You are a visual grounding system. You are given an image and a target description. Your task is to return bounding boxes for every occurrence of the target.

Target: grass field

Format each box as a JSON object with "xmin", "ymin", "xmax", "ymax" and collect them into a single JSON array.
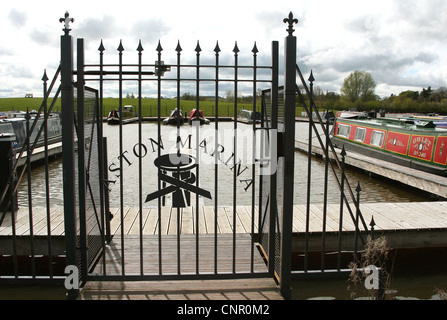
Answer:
[{"xmin": 0, "ymin": 97, "xmax": 261, "ymax": 118}]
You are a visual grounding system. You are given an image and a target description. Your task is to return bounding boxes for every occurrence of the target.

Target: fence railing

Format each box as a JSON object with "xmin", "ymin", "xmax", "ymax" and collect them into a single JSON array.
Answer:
[
  {"xmin": 0, "ymin": 67, "xmax": 65, "ymax": 282},
  {"xmin": 292, "ymin": 63, "xmax": 373, "ymax": 276}
]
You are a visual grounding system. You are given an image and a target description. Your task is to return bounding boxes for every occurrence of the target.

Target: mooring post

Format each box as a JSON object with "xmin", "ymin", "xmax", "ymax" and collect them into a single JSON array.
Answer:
[
  {"xmin": 60, "ymin": 11, "xmax": 78, "ymax": 300},
  {"xmin": 279, "ymin": 12, "xmax": 298, "ymax": 300}
]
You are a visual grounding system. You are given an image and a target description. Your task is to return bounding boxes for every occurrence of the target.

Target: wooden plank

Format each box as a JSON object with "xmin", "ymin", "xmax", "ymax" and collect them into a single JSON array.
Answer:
[
  {"xmin": 91, "ymin": 234, "xmax": 269, "ymax": 275},
  {"xmin": 293, "ymin": 205, "xmax": 321, "ymax": 233},
  {"xmin": 203, "ymin": 205, "xmax": 217, "ymax": 234},
  {"xmin": 389, "ymin": 203, "xmax": 439, "ymax": 229},
  {"xmin": 326, "ymin": 203, "xmax": 356, "ymax": 231},
  {"xmin": 407, "ymin": 202, "xmax": 447, "ymax": 225},
  {"xmin": 195, "ymin": 205, "xmax": 207, "ymax": 234},
  {"xmin": 1, "ymin": 208, "xmax": 29, "ymax": 236},
  {"xmin": 128, "ymin": 208, "xmax": 150, "ymax": 235},
  {"xmin": 109, "ymin": 207, "xmax": 122, "ymax": 235},
  {"xmin": 312, "ymin": 204, "xmax": 341, "ymax": 232},
  {"xmin": 359, "ymin": 204, "xmax": 401, "ymax": 230},
  {"xmin": 143, "ymin": 208, "xmax": 158, "ymax": 235},
  {"xmin": 168, "ymin": 207, "xmax": 182, "ymax": 235},
  {"xmin": 235, "ymin": 206, "xmax": 253, "ymax": 234},
  {"xmin": 34, "ymin": 207, "xmax": 64, "ymax": 236},
  {"xmin": 181, "ymin": 207, "xmax": 194, "ymax": 234},
  {"xmin": 360, "ymin": 203, "xmax": 414, "ymax": 230},
  {"xmin": 223, "ymin": 206, "xmax": 244, "ymax": 234},
  {"xmin": 291, "ymin": 206, "xmax": 305, "ymax": 232},
  {"xmin": 79, "ymin": 278, "xmax": 282, "ymax": 300},
  {"xmin": 217, "ymin": 206, "xmax": 232, "ymax": 234},
  {"xmin": 159, "ymin": 206, "xmax": 171, "ymax": 234},
  {"xmin": 123, "ymin": 207, "xmax": 139, "ymax": 235}
]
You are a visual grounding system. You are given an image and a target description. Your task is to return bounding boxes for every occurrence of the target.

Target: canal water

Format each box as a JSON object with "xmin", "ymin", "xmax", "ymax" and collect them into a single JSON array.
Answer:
[
  {"xmin": 18, "ymin": 122, "xmax": 431, "ymax": 208},
  {"xmin": 14, "ymin": 121, "xmax": 446, "ymax": 300}
]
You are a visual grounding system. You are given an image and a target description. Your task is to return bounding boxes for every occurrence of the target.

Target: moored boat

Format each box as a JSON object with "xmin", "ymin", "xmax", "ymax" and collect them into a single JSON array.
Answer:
[
  {"xmin": 162, "ymin": 109, "xmax": 186, "ymax": 125},
  {"xmin": 188, "ymin": 109, "xmax": 210, "ymax": 125},
  {"xmin": 331, "ymin": 116, "xmax": 447, "ymax": 176},
  {"xmin": 236, "ymin": 109, "xmax": 261, "ymax": 124},
  {"xmin": 107, "ymin": 105, "xmax": 137, "ymax": 125},
  {"xmin": 0, "ymin": 112, "xmax": 62, "ymax": 149}
]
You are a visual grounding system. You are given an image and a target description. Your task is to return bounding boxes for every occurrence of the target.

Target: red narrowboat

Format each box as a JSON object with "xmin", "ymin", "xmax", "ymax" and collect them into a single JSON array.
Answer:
[{"xmin": 331, "ymin": 117, "xmax": 447, "ymax": 176}]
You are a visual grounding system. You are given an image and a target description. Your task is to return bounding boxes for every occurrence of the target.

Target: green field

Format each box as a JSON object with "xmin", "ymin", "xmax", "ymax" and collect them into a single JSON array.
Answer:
[{"xmin": 0, "ymin": 97, "xmax": 262, "ymax": 118}]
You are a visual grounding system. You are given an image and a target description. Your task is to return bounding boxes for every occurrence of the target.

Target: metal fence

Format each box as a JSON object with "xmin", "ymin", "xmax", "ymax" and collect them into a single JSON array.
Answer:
[
  {"xmin": 0, "ymin": 11, "xmax": 374, "ymax": 301},
  {"xmin": 64, "ymin": 15, "xmax": 283, "ymax": 290},
  {"xmin": 0, "ymin": 67, "xmax": 66, "ymax": 282}
]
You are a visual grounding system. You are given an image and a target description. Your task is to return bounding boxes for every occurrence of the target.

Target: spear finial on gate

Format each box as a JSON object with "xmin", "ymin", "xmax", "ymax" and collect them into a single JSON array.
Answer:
[
  {"xmin": 214, "ymin": 41, "xmax": 221, "ymax": 54},
  {"xmin": 252, "ymin": 42, "xmax": 258, "ymax": 55},
  {"xmin": 98, "ymin": 40, "xmax": 105, "ymax": 53},
  {"xmin": 60, "ymin": 11, "xmax": 74, "ymax": 35},
  {"xmin": 176, "ymin": 40, "xmax": 182, "ymax": 53},
  {"xmin": 283, "ymin": 12, "xmax": 298, "ymax": 36},
  {"xmin": 137, "ymin": 40, "xmax": 144, "ymax": 53},
  {"xmin": 195, "ymin": 40, "xmax": 202, "ymax": 53},
  {"xmin": 233, "ymin": 41, "xmax": 240, "ymax": 54},
  {"xmin": 42, "ymin": 69, "xmax": 49, "ymax": 83}
]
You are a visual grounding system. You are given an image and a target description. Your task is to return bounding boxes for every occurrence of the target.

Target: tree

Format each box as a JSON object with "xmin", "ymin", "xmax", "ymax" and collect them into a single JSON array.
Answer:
[
  {"xmin": 420, "ymin": 87, "xmax": 432, "ymax": 101},
  {"xmin": 341, "ymin": 70, "xmax": 377, "ymax": 102}
]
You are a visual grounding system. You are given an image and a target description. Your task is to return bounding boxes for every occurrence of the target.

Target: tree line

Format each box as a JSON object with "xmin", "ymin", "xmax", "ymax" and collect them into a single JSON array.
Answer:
[
  {"xmin": 308, "ymin": 70, "xmax": 447, "ymax": 115},
  {"xmin": 126, "ymin": 70, "xmax": 447, "ymax": 115}
]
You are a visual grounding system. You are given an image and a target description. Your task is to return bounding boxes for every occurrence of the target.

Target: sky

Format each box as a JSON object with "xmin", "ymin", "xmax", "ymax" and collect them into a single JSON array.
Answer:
[{"xmin": 1, "ymin": 0, "xmax": 447, "ymax": 99}]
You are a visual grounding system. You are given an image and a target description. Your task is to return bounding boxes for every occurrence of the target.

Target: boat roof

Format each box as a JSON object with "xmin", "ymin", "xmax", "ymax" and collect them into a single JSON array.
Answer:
[{"xmin": 337, "ymin": 116, "xmax": 447, "ymax": 133}]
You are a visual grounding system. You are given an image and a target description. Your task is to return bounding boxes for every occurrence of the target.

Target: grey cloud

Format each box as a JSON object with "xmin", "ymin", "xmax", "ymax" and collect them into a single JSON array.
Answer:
[
  {"xmin": 8, "ymin": 9, "xmax": 27, "ymax": 29},
  {"xmin": 0, "ymin": 46, "xmax": 14, "ymax": 56},
  {"xmin": 6, "ymin": 64, "xmax": 34, "ymax": 78},
  {"xmin": 75, "ymin": 15, "xmax": 118, "ymax": 42},
  {"xmin": 131, "ymin": 19, "xmax": 171, "ymax": 44},
  {"xmin": 29, "ymin": 28, "xmax": 59, "ymax": 47}
]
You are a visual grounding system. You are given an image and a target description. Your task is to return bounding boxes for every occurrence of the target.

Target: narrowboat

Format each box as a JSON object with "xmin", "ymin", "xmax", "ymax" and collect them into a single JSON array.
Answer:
[
  {"xmin": 236, "ymin": 109, "xmax": 261, "ymax": 124},
  {"xmin": 107, "ymin": 105, "xmax": 137, "ymax": 125},
  {"xmin": 0, "ymin": 112, "xmax": 62, "ymax": 149},
  {"xmin": 162, "ymin": 109, "xmax": 186, "ymax": 125},
  {"xmin": 409, "ymin": 115, "xmax": 447, "ymax": 129},
  {"xmin": 331, "ymin": 117, "xmax": 447, "ymax": 176},
  {"xmin": 188, "ymin": 109, "xmax": 210, "ymax": 125}
]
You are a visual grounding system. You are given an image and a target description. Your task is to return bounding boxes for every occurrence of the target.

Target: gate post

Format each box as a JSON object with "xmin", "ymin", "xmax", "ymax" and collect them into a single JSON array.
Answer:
[
  {"xmin": 60, "ymin": 12, "xmax": 78, "ymax": 300},
  {"xmin": 279, "ymin": 12, "xmax": 298, "ymax": 300}
]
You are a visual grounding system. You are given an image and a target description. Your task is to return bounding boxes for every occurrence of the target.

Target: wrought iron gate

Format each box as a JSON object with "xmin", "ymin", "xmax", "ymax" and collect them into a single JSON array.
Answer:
[
  {"xmin": 59, "ymin": 11, "xmax": 301, "ymax": 298},
  {"xmin": 0, "ymin": 11, "xmax": 374, "ymax": 300}
]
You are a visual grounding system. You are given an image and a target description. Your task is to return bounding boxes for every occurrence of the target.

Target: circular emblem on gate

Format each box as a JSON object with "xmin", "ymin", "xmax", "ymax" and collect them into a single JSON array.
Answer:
[{"xmin": 146, "ymin": 153, "xmax": 211, "ymax": 208}]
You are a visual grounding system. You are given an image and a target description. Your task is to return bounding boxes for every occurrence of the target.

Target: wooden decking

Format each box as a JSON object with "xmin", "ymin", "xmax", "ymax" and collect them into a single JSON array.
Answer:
[
  {"xmin": 79, "ymin": 278, "xmax": 283, "ymax": 300},
  {"xmin": 2, "ymin": 201, "xmax": 447, "ymax": 300},
  {"xmin": 1, "ymin": 202, "xmax": 447, "ymax": 242}
]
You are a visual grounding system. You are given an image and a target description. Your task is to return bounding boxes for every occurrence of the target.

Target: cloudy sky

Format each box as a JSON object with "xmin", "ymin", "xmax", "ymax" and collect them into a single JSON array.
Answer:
[{"xmin": 1, "ymin": 0, "xmax": 447, "ymax": 99}]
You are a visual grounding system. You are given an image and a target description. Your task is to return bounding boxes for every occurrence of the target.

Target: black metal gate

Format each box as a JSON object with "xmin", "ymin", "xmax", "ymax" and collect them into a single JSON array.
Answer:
[
  {"xmin": 0, "ymin": 11, "xmax": 375, "ymax": 300},
  {"xmin": 59, "ymin": 11, "xmax": 300, "ymax": 298}
]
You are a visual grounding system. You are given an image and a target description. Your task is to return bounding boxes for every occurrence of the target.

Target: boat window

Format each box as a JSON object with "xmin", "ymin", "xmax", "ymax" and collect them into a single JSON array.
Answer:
[
  {"xmin": 370, "ymin": 130, "xmax": 385, "ymax": 147},
  {"xmin": 337, "ymin": 124, "xmax": 351, "ymax": 138},
  {"xmin": 354, "ymin": 127, "xmax": 366, "ymax": 142}
]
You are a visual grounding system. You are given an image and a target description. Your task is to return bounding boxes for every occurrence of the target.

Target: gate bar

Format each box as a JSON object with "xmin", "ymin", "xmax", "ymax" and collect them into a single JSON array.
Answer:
[
  {"xmin": 77, "ymin": 38, "xmax": 88, "ymax": 281},
  {"xmin": 280, "ymin": 13, "xmax": 298, "ymax": 300},
  {"xmin": 61, "ymin": 27, "xmax": 78, "ymax": 300},
  {"xmin": 214, "ymin": 41, "xmax": 220, "ymax": 275}
]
